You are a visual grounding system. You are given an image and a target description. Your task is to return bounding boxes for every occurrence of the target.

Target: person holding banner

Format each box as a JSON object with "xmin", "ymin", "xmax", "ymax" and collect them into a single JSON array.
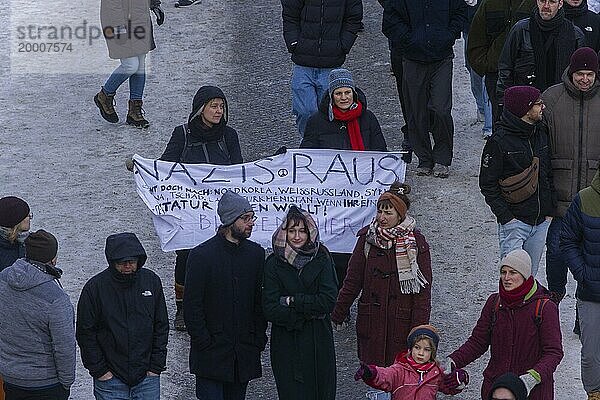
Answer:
[
  {"xmin": 159, "ymin": 85, "xmax": 243, "ymax": 331},
  {"xmin": 262, "ymin": 206, "xmax": 338, "ymax": 400},
  {"xmin": 331, "ymin": 182, "xmax": 432, "ymax": 368},
  {"xmin": 300, "ymin": 68, "xmax": 387, "ymax": 303}
]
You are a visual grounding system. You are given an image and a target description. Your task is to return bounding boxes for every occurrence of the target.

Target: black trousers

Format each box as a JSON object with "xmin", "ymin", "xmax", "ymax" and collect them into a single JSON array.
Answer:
[
  {"xmin": 390, "ymin": 48, "xmax": 409, "ymax": 140},
  {"xmin": 402, "ymin": 57, "xmax": 454, "ymax": 168},
  {"xmin": 331, "ymin": 252, "xmax": 351, "ymax": 290},
  {"xmin": 4, "ymin": 383, "xmax": 69, "ymax": 400},
  {"xmin": 484, "ymin": 71, "xmax": 500, "ymax": 131},
  {"xmin": 175, "ymin": 248, "xmax": 191, "ymax": 286}
]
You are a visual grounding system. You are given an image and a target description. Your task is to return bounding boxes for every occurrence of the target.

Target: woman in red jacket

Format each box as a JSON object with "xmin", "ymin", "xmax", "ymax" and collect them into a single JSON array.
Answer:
[
  {"xmin": 446, "ymin": 249, "xmax": 564, "ymax": 400},
  {"xmin": 331, "ymin": 182, "xmax": 432, "ymax": 367}
]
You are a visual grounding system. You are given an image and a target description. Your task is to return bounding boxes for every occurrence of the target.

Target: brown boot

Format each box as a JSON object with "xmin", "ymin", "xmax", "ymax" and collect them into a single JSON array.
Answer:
[
  {"xmin": 589, "ymin": 392, "xmax": 600, "ymax": 400},
  {"xmin": 94, "ymin": 88, "xmax": 118, "ymax": 123},
  {"xmin": 126, "ymin": 99, "xmax": 149, "ymax": 128}
]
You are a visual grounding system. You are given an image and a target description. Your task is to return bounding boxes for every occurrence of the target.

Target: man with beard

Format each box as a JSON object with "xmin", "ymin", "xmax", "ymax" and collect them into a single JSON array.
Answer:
[
  {"xmin": 564, "ymin": 0, "xmax": 600, "ymax": 51},
  {"xmin": 184, "ymin": 191, "xmax": 267, "ymax": 400},
  {"xmin": 497, "ymin": 0, "xmax": 585, "ymax": 105}
]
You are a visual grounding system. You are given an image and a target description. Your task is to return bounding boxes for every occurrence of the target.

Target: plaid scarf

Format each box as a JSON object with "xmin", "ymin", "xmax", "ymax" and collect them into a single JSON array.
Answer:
[
  {"xmin": 272, "ymin": 208, "xmax": 320, "ymax": 269},
  {"xmin": 365, "ymin": 215, "xmax": 428, "ymax": 294}
]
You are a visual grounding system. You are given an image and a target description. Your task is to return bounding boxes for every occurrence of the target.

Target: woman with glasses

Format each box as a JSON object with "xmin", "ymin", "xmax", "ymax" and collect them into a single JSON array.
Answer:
[
  {"xmin": 262, "ymin": 206, "xmax": 338, "ymax": 400},
  {"xmin": 0, "ymin": 196, "xmax": 31, "ymax": 271}
]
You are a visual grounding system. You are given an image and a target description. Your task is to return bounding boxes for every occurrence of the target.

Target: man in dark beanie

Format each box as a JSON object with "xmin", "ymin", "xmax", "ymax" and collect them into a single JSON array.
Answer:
[
  {"xmin": 76, "ymin": 232, "xmax": 168, "ymax": 399},
  {"xmin": 184, "ymin": 191, "xmax": 267, "ymax": 400},
  {"xmin": 480, "ymin": 86, "xmax": 556, "ymax": 277},
  {"xmin": 0, "ymin": 196, "xmax": 31, "ymax": 271},
  {"xmin": 489, "ymin": 372, "xmax": 528, "ymax": 400},
  {"xmin": 564, "ymin": 0, "xmax": 600, "ymax": 51},
  {"xmin": 541, "ymin": 48, "xmax": 600, "ymax": 317},
  {"xmin": 0, "ymin": 229, "xmax": 75, "ymax": 400},
  {"xmin": 497, "ymin": 0, "xmax": 585, "ymax": 105}
]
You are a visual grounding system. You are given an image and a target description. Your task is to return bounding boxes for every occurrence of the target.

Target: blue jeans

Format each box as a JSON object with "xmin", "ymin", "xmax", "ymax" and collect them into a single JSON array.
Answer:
[
  {"xmin": 497, "ymin": 219, "xmax": 551, "ymax": 277},
  {"xmin": 195, "ymin": 376, "xmax": 248, "ymax": 400},
  {"xmin": 463, "ymin": 31, "xmax": 492, "ymax": 134},
  {"xmin": 545, "ymin": 216, "xmax": 566, "ymax": 294},
  {"xmin": 291, "ymin": 64, "xmax": 332, "ymax": 137},
  {"xmin": 93, "ymin": 375, "xmax": 160, "ymax": 400},
  {"xmin": 103, "ymin": 54, "xmax": 147, "ymax": 100}
]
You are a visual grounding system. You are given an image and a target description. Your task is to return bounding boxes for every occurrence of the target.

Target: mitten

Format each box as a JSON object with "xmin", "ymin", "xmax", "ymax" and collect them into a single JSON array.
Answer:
[
  {"xmin": 354, "ymin": 361, "xmax": 377, "ymax": 381},
  {"xmin": 439, "ymin": 368, "xmax": 469, "ymax": 395},
  {"xmin": 519, "ymin": 372, "xmax": 540, "ymax": 395},
  {"xmin": 151, "ymin": 6, "xmax": 165, "ymax": 25}
]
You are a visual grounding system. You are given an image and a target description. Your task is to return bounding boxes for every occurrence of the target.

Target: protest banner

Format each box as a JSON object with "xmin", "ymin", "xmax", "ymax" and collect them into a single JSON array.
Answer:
[{"xmin": 133, "ymin": 149, "xmax": 406, "ymax": 252}]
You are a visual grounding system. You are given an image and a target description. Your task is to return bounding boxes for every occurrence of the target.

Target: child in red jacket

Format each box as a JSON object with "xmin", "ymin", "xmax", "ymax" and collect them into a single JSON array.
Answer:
[{"xmin": 354, "ymin": 324, "xmax": 469, "ymax": 399}]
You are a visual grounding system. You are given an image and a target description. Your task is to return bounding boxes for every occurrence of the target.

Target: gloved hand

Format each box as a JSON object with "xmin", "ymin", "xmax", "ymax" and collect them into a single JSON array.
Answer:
[
  {"xmin": 151, "ymin": 6, "xmax": 165, "ymax": 26},
  {"xmin": 274, "ymin": 146, "xmax": 287, "ymax": 156},
  {"xmin": 442, "ymin": 357, "xmax": 456, "ymax": 375},
  {"xmin": 354, "ymin": 361, "xmax": 377, "ymax": 381},
  {"xmin": 519, "ymin": 372, "xmax": 540, "ymax": 395},
  {"xmin": 331, "ymin": 320, "xmax": 348, "ymax": 332},
  {"xmin": 125, "ymin": 157, "xmax": 135, "ymax": 172},
  {"xmin": 549, "ymin": 290, "xmax": 565, "ymax": 304},
  {"xmin": 464, "ymin": 0, "xmax": 477, "ymax": 6},
  {"xmin": 439, "ymin": 368, "xmax": 469, "ymax": 395}
]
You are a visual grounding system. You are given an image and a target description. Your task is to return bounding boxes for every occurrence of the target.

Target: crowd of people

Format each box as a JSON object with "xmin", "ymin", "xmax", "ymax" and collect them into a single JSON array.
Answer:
[{"xmin": 2, "ymin": 0, "xmax": 600, "ymax": 399}]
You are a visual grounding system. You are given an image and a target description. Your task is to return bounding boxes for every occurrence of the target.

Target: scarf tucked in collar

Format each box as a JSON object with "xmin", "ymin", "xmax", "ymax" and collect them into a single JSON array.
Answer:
[
  {"xmin": 401, "ymin": 351, "xmax": 437, "ymax": 384},
  {"xmin": 365, "ymin": 215, "xmax": 428, "ymax": 294},
  {"xmin": 499, "ymin": 276, "xmax": 535, "ymax": 308},
  {"xmin": 564, "ymin": 0, "xmax": 588, "ymax": 18},
  {"xmin": 332, "ymin": 100, "xmax": 365, "ymax": 151},
  {"xmin": 272, "ymin": 208, "xmax": 320, "ymax": 270}
]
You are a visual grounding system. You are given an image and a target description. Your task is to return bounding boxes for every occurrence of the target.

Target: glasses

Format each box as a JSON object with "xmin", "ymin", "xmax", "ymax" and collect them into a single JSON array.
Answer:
[
  {"xmin": 238, "ymin": 214, "xmax": 257, "ymax": 223},
  {"xmin": 28, "ymin": 212, "xmax": 33, "ymax": 220}
]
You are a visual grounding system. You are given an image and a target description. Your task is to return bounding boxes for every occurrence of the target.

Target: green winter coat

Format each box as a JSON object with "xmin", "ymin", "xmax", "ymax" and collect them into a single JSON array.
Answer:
[{"xmin": 262, "ymin": 247, "xmax": 338, "ymax": 400}]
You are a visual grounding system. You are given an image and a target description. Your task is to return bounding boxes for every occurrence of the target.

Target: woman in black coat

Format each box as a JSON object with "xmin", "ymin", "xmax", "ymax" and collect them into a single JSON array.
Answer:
[
  {"xmin": 262, "ymin": 206, "xmax": 338, "ymax": 400},
  {"xmin": 0, "ymin": 196, "xmax": 31, "ymax": 271}
]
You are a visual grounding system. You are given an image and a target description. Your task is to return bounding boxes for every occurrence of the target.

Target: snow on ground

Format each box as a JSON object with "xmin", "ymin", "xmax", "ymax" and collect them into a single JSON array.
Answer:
[{"xmin": 0, "ymin": 0, "xmax": 587, "ymax": 398}]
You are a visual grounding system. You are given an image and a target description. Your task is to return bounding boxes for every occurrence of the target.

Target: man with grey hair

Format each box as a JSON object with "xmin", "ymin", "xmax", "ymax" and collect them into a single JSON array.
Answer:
[{"xmin": 184, "ymin": 191, "xmax": 267, "ymax": 400}]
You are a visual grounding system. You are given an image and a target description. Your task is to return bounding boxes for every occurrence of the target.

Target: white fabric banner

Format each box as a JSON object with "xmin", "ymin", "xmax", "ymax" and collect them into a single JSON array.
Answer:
[{"xmin": 133, "ymin": 149, "xmax": 406, "ymax": 252}]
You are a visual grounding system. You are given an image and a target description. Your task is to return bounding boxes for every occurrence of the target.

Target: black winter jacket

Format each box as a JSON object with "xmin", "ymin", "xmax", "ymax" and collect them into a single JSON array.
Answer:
[
  {"xmin": 0, "ymin": 235, "xmax": 24, "ymax": 272},
  {"xmin": 76, "ymin": 233, "xmax": 169, "ymax": 387},
  {"xmin": 479, "ymin": 110, "xmax": 556, "ymax": 225},
  {"xmin": 382, "ymin": 0, "xmax": 467, "ymax": 63},
  {"xmin": 281, "ymin": 0, "xmax": 363, "ymax": 68},
  {"xmin": 300, "ymin": 88, "xmax": 387, "ymax": 151},
  {"xmin": 565, "ymin": 0, "xmax": 600, "ymax": 52},
  {"xmin": 184, "ymin": 234, "xmax": 267, "ymax": 383},
  {"xmin": 160, "ymin": 86, "xmax": 243, "ymax": 165}
]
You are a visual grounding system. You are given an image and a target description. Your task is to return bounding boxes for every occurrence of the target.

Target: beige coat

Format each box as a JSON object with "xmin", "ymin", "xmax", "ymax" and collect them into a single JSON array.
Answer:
[
  {"xmin": 542, "ymin": 68, "xmax": 600, "ymax": 217},
  {"xmin": 100, "ymin": 0, "xmax": 158, "ymax": 59}
]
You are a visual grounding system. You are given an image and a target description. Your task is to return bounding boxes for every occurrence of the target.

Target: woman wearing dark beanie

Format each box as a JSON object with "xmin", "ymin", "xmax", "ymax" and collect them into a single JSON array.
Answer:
[
  {"xmin": 331, "ymin": 181, "xmax": 432, "ymax": 368},
  {"xmin": 0, "ymin": 196, "xmax": 31, "ymax": 271}
]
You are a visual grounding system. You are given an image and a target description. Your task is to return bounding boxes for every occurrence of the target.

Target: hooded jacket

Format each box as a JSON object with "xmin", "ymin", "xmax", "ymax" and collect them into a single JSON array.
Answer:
[
  {"xmin": 541, "ymin": 68, "xmax": 600, "ymax": 217},
  {"xmin": 300, "ymin": 87, "xmax": 387, "ymax": 151},
  {"xmin": 0, "ymin": 258, "xmax": 75, "ymax": 389},
  {"xmin": 565, "ymin": 0, "xmax": 600, "ymax": 52},
  {"xmin": 561, "ymin": 169, "xmax": 600, "ymax": 302},
  {"xmin": 479, "ymin": 110, "xmax": 556, "ymax": 225},
  {"xmin": 76, "ymin": 233, "xmax": 169, "ymax": 387},
  {"xmin": 160, "ymin": 86, "xmax": 243, "ymax": 165}
]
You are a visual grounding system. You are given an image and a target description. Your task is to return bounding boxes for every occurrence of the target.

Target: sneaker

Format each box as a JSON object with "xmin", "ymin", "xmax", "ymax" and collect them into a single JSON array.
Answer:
[
  {"xmin": 175, "ymin": 0, "xmax": 200, "ymax": 7},
  {"xmin": 174, "ymin": 308, "xmax": 186, "ymax": 331},
  {"xmin": 433, "ymin": 164, "xmax": 449, "ymax": 178},
  {"xmin": 126, "ymin": 100, "xmax": 149, "ymax": 128},
  {"xmin": 416, "ymin": 166, "xmax": 432, "ymax": 176},
  {"xmin": 94, "ymin": 88, "xmax": 118, "ymax": 123}
]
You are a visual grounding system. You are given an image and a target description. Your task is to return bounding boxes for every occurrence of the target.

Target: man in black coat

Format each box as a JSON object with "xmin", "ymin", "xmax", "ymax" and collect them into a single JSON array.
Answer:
[
  {"xmin": 184, "ymin": 191, "xmax": 267, "ymax": 400},
  {"xmin": 281, "ymin": 0, "xmax": 363, "ymax": 137},
  {"xmin": 383, "ymin": 0, "xmax": 467, "ymax": 178},
  {"xmin": 76, "ymin": 232, "xmax": 169, "ymax": 399},
  {"xmin": 564, "ymin": 0, "xmax": 600, "ymax": 51}
]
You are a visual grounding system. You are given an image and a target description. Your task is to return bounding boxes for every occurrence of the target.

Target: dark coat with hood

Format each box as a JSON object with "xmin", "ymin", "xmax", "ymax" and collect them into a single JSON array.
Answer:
[
  {"xmin": 565, "ymin": 0, "xmax": 600, "ymax": 52},
  {"xmin": 300, "ymin": 88, "xmax": 387, "ymax": 151},
  {"xmin": 479, "ymin": 110, "xmax": 556, "ymax": 225},
  {"xmin": 541, "ymin": 68, "xmax": 600, "ymax": 217},
  {"xmin": 76, "ymin": 233, "xmax": 169, "ymax": 387},
  {"xmin": 449, "ymin": 282, "xmax": 563, "ymax": 400},
  {"xmin": 331, "ymin": 226, "xmax": 432, "ymax": 367},
  {"xmin": 160, "ymin": 86, "xmax": 243, "ymax": 165},
  {"xmin": 0, "ymin": 234, "xmax": 25, "ymax": 272},
  {"xmin": 281, "ymin": 0, "xmax": 363, "ymax": 68},
  {"xmin": 101, "ymin": 0, "xmax": 160, "ymax": 59},
  {"xmin": 184, "ymin": 233, "xmax": 267, "ymax": 383},
  {"xmin": 262, "ymin": 246, "xmax": 338, "ymax": 400},
  {"xmin": 561, "ymin": 169, "xmax": 600, "ymax": 303}
]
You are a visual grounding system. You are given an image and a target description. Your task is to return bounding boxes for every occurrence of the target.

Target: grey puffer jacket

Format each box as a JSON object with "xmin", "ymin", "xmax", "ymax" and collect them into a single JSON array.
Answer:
[
  {"xmin": 101, "ymin": 0, "xmax": 160, "ymax": 59},
  {"xmin": 0, "ymin": 259, "xmax": 76, "ymax": 389}
]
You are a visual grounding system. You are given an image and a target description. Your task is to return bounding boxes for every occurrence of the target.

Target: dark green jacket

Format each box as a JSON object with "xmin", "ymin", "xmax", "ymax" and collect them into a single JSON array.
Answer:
[
  {"xmin": 466, "ymin": 0, "xmax": 534, "ymax": 76},
  {"xmin": 262, "ymin": 246, "xmax": 338, "ymax": 400}
]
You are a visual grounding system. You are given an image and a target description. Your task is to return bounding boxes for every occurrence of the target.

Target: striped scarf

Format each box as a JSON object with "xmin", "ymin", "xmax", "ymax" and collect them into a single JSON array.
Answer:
[
  {"xmin": 366, "ymin": 215, "xmax": 428, "ymax": 294},
  {"xmin": 272, "ymin": 208, "xmax": 320, "ymax": 269}
]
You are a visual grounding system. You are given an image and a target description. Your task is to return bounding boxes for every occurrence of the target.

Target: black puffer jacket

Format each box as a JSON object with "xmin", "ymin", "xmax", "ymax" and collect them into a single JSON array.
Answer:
[
  {"xmin": 76, "ymin": 233, "xmax": 169, "ymax": 387},
  {"xmin": 479, "ymin": 110, "xmax": 556, "ymax": 225},
  {"xmin": 281, "ymin": 0, "xmax": 363, "ymax": 68},
  {"xmin": 300, "ymin": 88, "xmax": 387, "ymax": 151},
  {"xmin": 160, "ymin": 86, "xmax": 243, "ymax": 165},
  {"xmin": 565, "ymin": 0, "xmax": 600, "ymax": 52}
]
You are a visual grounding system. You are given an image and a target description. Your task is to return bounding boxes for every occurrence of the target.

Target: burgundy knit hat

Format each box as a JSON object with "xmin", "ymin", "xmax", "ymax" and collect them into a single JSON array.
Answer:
[
  {"xmin": 569, "ymin": 47, "xmax": 599, "ymax": 75},
  {"xmin": 504, "ymin": 86, "xmax": 541, "ymax": 118},
  {"xmin": 0, "ymin": 196, "xmax": 30, "ymax": 228}
]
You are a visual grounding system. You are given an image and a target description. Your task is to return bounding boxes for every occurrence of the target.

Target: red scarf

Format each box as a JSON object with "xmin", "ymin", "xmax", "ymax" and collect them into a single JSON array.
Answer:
[
  {"xmin": 332, "ymin": 100, "xmax": 365, "ymax": 151},
  {"xmin": 498, "ymin": 276, "xmax": 535, "ymax": 308},
  {"xmin": 404, "ymin": 352, "xmax": 436, "ymax": 384}
]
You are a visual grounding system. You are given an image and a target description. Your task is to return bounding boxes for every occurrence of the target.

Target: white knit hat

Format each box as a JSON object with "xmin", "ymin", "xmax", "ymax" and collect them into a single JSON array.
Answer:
[{"xmin": 500, "ymin": 249, "xmax": 532, "ymax": 278}]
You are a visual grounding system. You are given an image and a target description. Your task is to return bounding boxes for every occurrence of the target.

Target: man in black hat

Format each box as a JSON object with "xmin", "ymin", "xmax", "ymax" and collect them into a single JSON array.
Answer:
[
  {"xmin": 0, "ymin": 230, "xmax": 75, "ymax": 400},
  {"xmin": 76, "ymin": 232, "xmax": 168, "ymax": 399}
]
